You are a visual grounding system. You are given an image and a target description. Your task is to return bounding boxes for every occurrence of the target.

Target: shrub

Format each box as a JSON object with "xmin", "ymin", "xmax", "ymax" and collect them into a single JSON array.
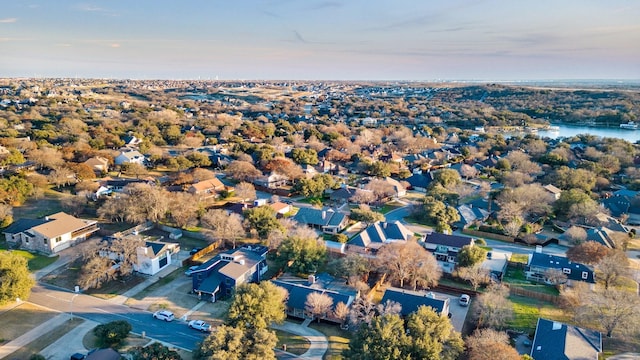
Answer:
[{"xmin": 93, "ymin": 320, "xmax": 132, "ymax": 348}]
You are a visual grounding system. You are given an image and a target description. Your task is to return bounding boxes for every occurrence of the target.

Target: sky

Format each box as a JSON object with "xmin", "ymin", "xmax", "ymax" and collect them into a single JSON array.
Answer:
[{"xmin": 1, "ymin": 0, "xmax": 639, "ymax": 80}]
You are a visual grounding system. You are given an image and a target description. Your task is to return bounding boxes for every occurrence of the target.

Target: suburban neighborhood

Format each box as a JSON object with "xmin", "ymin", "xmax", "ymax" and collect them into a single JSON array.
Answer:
[{"xmin": 0, "ymin": 78, "xmax": 639, "ymax": 360}]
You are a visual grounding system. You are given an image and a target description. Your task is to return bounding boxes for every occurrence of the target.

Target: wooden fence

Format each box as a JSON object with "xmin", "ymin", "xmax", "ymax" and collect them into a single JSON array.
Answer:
[{"xmin": 508, "ymin": 285, "xmax": 560, "ymax": 304}]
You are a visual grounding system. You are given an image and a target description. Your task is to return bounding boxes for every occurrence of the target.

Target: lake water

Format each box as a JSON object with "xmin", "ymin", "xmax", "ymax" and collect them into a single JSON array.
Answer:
[{"xmin": 536, "ymin": 124, "xmax": 640, "ymax": 143}]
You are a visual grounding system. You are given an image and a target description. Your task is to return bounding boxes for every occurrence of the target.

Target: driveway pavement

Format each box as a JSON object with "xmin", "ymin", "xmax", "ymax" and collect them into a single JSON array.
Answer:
[
  {"xmin": 40, "ymin": 318, "xmax": 99, "ymax": 360},
  {"xmin": 271, "ymin": 321, "xmax": 328, "ymax": 360}
]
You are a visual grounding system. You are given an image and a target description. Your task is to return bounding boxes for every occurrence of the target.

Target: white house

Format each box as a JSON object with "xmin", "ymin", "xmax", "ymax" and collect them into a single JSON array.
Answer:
[
  {"xmin": 134, "ymin": 241, "xmax": 180, "ymax": 275},
  {"xmin": 114, "ymin": 149, "xmax": 146, "ymax": 166}
]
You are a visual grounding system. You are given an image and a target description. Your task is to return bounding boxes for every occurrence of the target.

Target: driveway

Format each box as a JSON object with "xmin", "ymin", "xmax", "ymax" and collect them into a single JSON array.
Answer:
[{"xmin": 271, "ymin": 321, "xmax": 328, "ymax": 360}]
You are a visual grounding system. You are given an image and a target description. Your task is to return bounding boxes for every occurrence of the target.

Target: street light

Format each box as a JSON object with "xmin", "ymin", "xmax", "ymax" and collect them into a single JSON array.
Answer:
[{"xmin": 70, "ymin": 286, "xmax": 80, "ymax": 318}]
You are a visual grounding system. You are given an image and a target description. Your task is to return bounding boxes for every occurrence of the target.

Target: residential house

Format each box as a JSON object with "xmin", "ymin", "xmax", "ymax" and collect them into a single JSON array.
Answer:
[
  {"xmin": 254, "ymin": 172, "xmax": 290, "ymax": 189},
  {"xmin": 270, "ymin": 201, "xmax": 292, "ymax": 217},
  {"xmin": 272, "ymin": 274, "xmax": 357, "ymax": 323},
  {"xmin": 123, "ymin": 134, "xmax": 143, "ymax": 146},
  {"xmin": 380, "ymin": 287, "xmax": 450, "ymax": 317},
  {"xmin": 93, "ymin": 177, "xmax": 152, "ymax": 198},
  {"xmin": 543, "ymin": 184, "xmax": 563, "ymax": 200},
  {"xmin": 530, "ymin": 318, "xmax": 602, "ymax": 360},
  {"xmin": 3, "ymin": 212, "xmax": 99, "ymax": 254},
  {"xmin": 114, "ymin": 149, "xmax": 146, "ymax": 166},
  {"xmin": 382, "ymin": 177, "xmax": 407, "ymax": 197},
  {"xmin": 134, "ymin": 241, "xmax": 180, "ymax": 275},
  {"xmin": 301, "ymin": 164, "xmax": 318, "ymax": 178},
  {"xmin": 601, "ymin": 191, "xmax": 640, "ymax": 225},
  {"xmin": 526, "ymin": 252, "xmax": 595, "ymax": 286},
  {"xmin": 191, "ymin": 245, "xmax": 268, "ymax": 301},
  {"xmin": 422, "ymin": 233, "xmax": 475, "ymax": 273},
  {"xmin": 329, "ymin": 186, "xmax": 359, "ymax": 204},
  {"xmin": 347, "ymin": 221, "xmax": 415, "ymax": 254},
  {"xmin": 187, "ymin": 177, "xmax": 227, "ymax": 199},
  {"xmin": 293, "ymin": 207, "xmax": 348, "ymax": 234},
  {"xmin": 405, "ymin": 172, "xmax": 434, "ymax": 192},
  {"xmin": 83, "ymin": 156, "xmax": 109, "ymax": 174},
  {"xmin": 457, "ymin": 204, "xmax": 490, "ymax": 228}
]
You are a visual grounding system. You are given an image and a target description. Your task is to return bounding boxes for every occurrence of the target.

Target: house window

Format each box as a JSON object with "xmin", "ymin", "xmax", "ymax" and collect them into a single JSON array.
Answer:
[
  {"xmin": 55, "ymin": 236, "xmax": 62, "ymax": 243},
  {"xmin": 562, "ymin": 268, "xmax": 571, "ymax": 274},
  {"xmin": 43, "ymin": 238, "xmax": 48, "ymax": 245},
  {"xmin": 225, "ymin": 278, "xmax": 232, "ymax": 285},
  {"xmin": 582, "ymin": 271, "xmax": 588, "ymax": 279}
]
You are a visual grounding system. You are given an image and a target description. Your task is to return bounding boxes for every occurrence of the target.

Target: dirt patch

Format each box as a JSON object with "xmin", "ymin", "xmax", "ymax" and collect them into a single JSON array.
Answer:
[{"xmin": 0, "ymin": 302, "xmax": 58, "ymax": 343}]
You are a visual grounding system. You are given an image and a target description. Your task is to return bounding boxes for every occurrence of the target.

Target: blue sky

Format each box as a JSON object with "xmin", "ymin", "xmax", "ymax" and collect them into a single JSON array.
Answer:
[{"xmin": 1, "ymin": 0, "xmax": 639, "ymax": 80}]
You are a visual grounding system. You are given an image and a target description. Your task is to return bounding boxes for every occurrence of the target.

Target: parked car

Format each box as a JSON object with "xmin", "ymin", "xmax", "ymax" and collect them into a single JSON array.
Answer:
[
  {"xmin": 188, "ymin": 319, "xmax": 212, "ymax": 332},
  {"xmin": 190, "ymin": 247, "xmax": 202, "ymax": 255},
  {"xmin": 153, "ymin": 310, "xmax": 175, "ymax": 322},
  {"xmin": 185, "ymin": 265, "xmax": 199, "ymax": 276},
  {"xmin": 459, "ymin": 294, "xmax": 470, "ymax": 307},
  {"xmin": 70, "ymin": 354, "xmax": 85, "ymax": 360}
]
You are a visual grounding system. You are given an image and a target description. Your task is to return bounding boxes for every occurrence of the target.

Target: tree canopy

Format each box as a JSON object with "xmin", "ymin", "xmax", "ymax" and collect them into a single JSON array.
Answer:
[{"xmin": 0, "ymin": 251, "xmax": 35, "ymax": 305}]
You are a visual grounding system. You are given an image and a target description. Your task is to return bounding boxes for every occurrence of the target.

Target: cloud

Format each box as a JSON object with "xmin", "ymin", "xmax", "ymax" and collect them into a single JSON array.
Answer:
[
  {"xmin": 293, "ymin": 30, "xmax": 307, "ymax": 43},
  {"xmin": 110, "ymin": 43, "xmax": 121, "ymax": 48},
  {"xmin": 74, "ymin": 3, "xmax": 119, "ymax": 16},
  {"xmin": 0, "ymin": 18, "xmax": 17, "ymax": 23}
]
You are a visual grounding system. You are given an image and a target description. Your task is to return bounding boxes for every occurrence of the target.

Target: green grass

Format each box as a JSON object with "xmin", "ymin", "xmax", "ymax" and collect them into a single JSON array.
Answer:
[
  {"xmin": 275, "ymin": 329, "xmax": 311, "ymax": 356},
  {"xmin": 378, "ymin": 201, "xmax": 404, "ymax": 214},
  {"xmin": 502, "ymin": 268, "xmax": 560, "ymax": 296},
  {"xmin": 308, "ymin": 322, "xmax": 351, "ymax": 360},
  {"xmin": 507, "ymin": 295, "xmax": 569, "ymax": 333},
  {"xmin": 509, "ymin": 253, "xmax": 529, "ymax": 264},
  {"xmin": 0, "ymin": 246, "xmax": 59, "ymax": 271}
]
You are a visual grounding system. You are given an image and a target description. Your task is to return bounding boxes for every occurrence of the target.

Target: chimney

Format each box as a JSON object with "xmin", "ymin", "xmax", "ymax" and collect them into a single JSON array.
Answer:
[
  {"xmin": 308, "ymin": 274, "xmax": 316, "ymax": 285},
  {"xmin": 322, "ymin": 211, "xmax": 327, "ymax": 220},
  {"xmin": 535, "ymin": 245, "xmax": 543, "ymax": 253},
  {"xmin": 552, "ymin": 322, "xmax": 562, "ymax": 330},
  {"xmin": 237, "ymin": 259, "xmax": 245, "ymax": 266}
]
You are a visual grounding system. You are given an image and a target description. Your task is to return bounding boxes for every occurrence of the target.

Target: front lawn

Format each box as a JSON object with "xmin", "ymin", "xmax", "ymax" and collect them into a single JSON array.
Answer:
[
  {"xmin": 0, "ymin": 302, "xmax": 58, "ymax": 343},
  {"xmin": 309, "ymin": 322, "xmax": 351, "ymax": 360},
  {"xmin": 0, "ymin": 242, "xmax": 60, "ymax": 271},
  {"xmin": 275, "ymin": 329, "xmax": 311, "ymax": 356},
  {"xmin": 509, "ymin": 254, "xmax": 529, "ymax": 264},
  {"xmin": 378, "ymin": 201, "xmax": 405, "ymax": 214},
  {"xmin": 4, "ymin": 317, "xmax": 83, "ymax": 360}
]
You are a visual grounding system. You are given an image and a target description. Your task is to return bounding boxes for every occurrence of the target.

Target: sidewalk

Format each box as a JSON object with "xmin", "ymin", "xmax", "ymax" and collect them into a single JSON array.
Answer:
[
  {"xmin": 0, "ymin": 313, "xmax": 70, "ymax": 359},
  {"xmin": 40, "ymin": 319, "xmax": 98, "ymax": 360},
  {"xmin": 272, "ymin": 321, "xmax": 328, "ymax": 360}
]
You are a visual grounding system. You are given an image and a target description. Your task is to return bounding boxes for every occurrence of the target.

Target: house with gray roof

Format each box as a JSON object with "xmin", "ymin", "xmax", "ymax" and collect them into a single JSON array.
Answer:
[
  {"xmin": 457, "ymin": 204, "xmax": 490, "ymax": 228},
  {"xmin": 380, "ymin": 287, "xmax": 450, "ymax": 317},
  {"xmin": 423, "ymin": 232, "xmax": 475, "ymax": 273},
  {"xmin": 347, "ymin": 221, "xmax": 415, "ymax": 254},
  {"xmin": 134, "ymin": 240, "xmax": 180, "ymax": 276},
  {"xmin": 531, "ymin": 318, "xmax": 601, "ymax": 360},
  {"xmin": 526, "ymin": 252, "xmax": 595, "ymax": 287},
  {"xmin": 272, "ymin": 274, "xmax": 357, "ymax": 323},
  {"xmin": 293, "ymin": 207, "xmax": 348, "ymax": 234},
  {"xmin": 114, "ymin": 148, "xmax": 146, "ymax": 166},
  {"xmin": 191, "ymin": 245, "xmax": 268, "ymax": 301}
]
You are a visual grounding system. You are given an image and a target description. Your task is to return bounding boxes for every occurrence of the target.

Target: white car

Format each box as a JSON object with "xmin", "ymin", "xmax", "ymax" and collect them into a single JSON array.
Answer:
[
  {"xmin": 153, "ymin": 310, "xmax": 175, "ymax": 322},
  {"xmin": 459, "ymin": 294, "xmax": 470, "ymax": 307},
  {"xmin": 188, "ymin": 319, "xmax": 212, "ymax": 332}
]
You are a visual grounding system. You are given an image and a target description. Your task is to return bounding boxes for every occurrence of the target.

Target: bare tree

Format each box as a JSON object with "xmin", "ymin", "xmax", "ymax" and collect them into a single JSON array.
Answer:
[
  {"xmin": 123, "ymin": 183, "xmax": 169, "ymax": 223},
  {"xmin": 78, "ymin": 256, "xmax": 114, "ymax": 290},
  {"xmin": 543, "ymin": 268, "xmax": 568, "ymax": 286},
  {"xmin": 563, "ymin": 226, "xmax": 587, "ymax": 245},
  {"xmin": 460, "ymin": 164, "xmax": 478, "ymax": 180},
  {"xmin": 596, "ymin": 250, "xmax": 629, "ymax": 290},
  {"xmin": 364, "ymin": 179, "xmax": 395, "ymax": 204},
  {"xmin": 60, "ymin": 193, "xmax": 88, "ymax": 217},
  {"xmin": 97, "ymin": 196, "xmax": 128, "ymax": 222},
  {"xmin": 28, "ymin": 147, "xmax": 64, "ymax": 170},
  {"xmin": 0, "ymin": 203, "xmax": 13, "ymax": 227},
  {"xmin": 502, "ymin": 219, "xmax": 522, "ymax": 238},
  {"xmin": 566, "ymin": 241, "xmax": 609, "ymax": 265},
  {"xmin": 568, "ymin": 286, "xmax": 640, "ymax": 337},
  {"xmin": 305, "ymin": 292, "xmax": 334, "ymax": 323},
  {"xmin": 334, "ymin": 301, "xmax": 350, "ymax": 328},
  {"xmin": 466, "ymin": 328, "xmax": 521, "ymax": 360},
  {"xmin": 168, "ymin": 192, "xmax": 201, "ymax": 228},
  {"xmin": 107, "ymin": 236, "xmax": 145, "ymax": 275},
  {"xmin": 375, "ymin": 241, "xmax": 441, "ymax": 290},
  {"xmin": 351, "ymin": 189, "xmax": 376, "ymax": 205},
  {"xmin": 192, "ymin": 168, "xmax": 216, "ymax": 182},
  {"xmin": 201, "ymin": 209, "xmax": 245, "ymax": 248},
  {"xmin": 474, "ymin": 284, "xmax": 513, "ymax": 329},
  {"xmin": 348, "ymin": 296, "xmax": 401, "ymax": 329},
  {"xmin": 48, "ymin": 166, "xmax": 77, "ymax": 188},
  {"xmin": 458, "ymin": 265, "xmax": 491, "ymax": 291},
  {"xmin": 226, "ymin": 160, "xmax": 262, "ymax": 182},
  {"xmin": 235, "ymin": 182, "xmax": 257, "ymax": 203}
]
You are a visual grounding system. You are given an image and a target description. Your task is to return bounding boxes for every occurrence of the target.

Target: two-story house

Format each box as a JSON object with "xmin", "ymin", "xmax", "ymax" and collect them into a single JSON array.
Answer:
[
  {"xmin": 191, "ymin": 245, "xmax": 269, "ymax": 301},
  {"xmin": 3, "ymin": 212, "xmax": 99, "ymax": 254},
  {"xmin": 422, "ymin": 232, "xmax": 475, "ymax": 273},
  {"xmin": 526, "ymin": 252, "xmax": 595, "ymax": 287}
]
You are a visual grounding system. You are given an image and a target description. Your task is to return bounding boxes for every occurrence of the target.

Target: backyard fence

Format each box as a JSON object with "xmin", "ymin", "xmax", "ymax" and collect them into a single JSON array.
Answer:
[{"xmin": 508, "ymin": 285, "xmax": 560, "ymax": 304}]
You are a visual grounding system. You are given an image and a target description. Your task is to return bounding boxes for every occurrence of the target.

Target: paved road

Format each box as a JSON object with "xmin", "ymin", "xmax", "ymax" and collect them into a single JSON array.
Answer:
[{"xmin": 28, "ymin": 284, "xmax": 207, "ymax": 351}]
